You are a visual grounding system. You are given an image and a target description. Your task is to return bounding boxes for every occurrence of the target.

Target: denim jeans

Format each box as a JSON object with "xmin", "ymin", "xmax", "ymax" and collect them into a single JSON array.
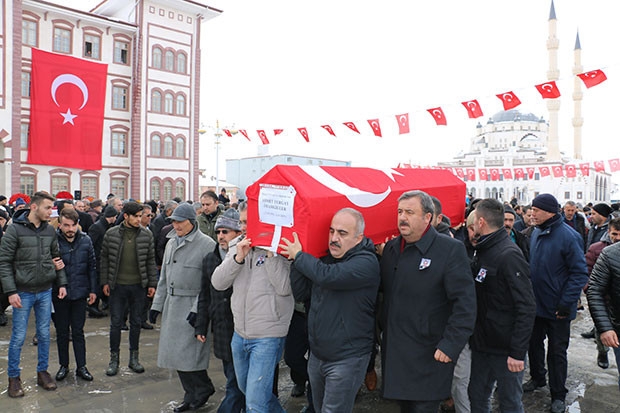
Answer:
[
  {"xmin": 218, "ymin": 359, "xmax": 245, "ymax": 413},
  {"xmin": 231, "ymin": 332, "xmax": 285, "ymax": 413},
  {"xmin": 109, "ymin": 284, "xmax": 145, "ymax": 352},
  {"xmin": 308, "ymin": 351, "xmax": 371, "ymax": 413},
  {"xmin": 468, "ymin": 350, "xmax": 525, "ymax": 413},
  {"xmin": 52, "ymin": 296, "xmax": 88, "ymax": 368},
  {"xmin": 8, "ymin": 289, "xmax": 53, "ymax": 378}
]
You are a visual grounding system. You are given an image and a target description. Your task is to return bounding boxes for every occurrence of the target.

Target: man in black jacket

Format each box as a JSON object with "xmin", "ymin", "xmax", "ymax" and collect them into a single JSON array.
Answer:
[
  {"xmin": 587, "ymin": 239, "xmax": 620, "ymax": 391},
  {"xmin": 468, "ymin": 198, "xmax": 536, "ymax": 412},
  {"xmin": 280, "ymin": 208, "xmax": 380, "ymax": 413},
  {"xmin": 504, "ymin": 204, "xmax": 530, "ymax": 261}
]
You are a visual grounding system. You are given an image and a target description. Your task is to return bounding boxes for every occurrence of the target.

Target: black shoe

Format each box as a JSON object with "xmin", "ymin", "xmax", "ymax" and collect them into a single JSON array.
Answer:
[
  {"xmin": 173, "ymin": 402, "xmax": 192, "ymax": 412},
  {"xmin": 76, "ymin": 366, "xmax": 94, "ymax": 381},
  {"xmin": 55, "ymin": 366, "xmax": 68, "ymax": 381},
  {"xmin": 141, "ymin": 322, "xmax": 154, "ymax": 330},
  {"xmin": 0, "ymin": 311, "xmax": 7, "ymax": 326},
  {"xmin": 522, "ymin": 378, "xmax": 546, "ymax": 392},
  {"xmin": 550, "ymin": 399, "xmax": 565, "ymax": 413},
  {"xmin": 581, "ymin": 328, "xmax": 595, "ymax": 339},
  {"xmin": 87, "ymin": 306, "xmax": 107, "ymax": 318},
  {"xmin": 190, "ymin": 388, "xmax": 215, "ymax": 410},
  {"xmin": 598, "ymin": 352, "xmax": 609, "ymax": 369},
  {"xmin": 32, "ymin": 335, "xmax": 38, "ymax": 346},
  {"xmin": 291, "ymin": 383, "xmax": 305, "ymax": 397},
  {"xmin": 121, "ymin": 323, "xmax": 129, "ymax": 331}
]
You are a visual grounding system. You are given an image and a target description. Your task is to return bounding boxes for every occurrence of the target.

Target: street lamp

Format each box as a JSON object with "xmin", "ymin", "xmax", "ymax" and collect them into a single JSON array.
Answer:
[{"xmin": 199, "ymin": 121, "xmax": 236, "ymax": 195}]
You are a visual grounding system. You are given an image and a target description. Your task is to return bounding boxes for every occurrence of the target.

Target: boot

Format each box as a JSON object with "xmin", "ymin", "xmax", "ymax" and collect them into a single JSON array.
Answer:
[
  {"xmin": 128, "ymin": 350, "xmax": 145, "ymax": 373},
  {"xmin": 8, "ymin": 377, "xmax": 24, "ymax": 398},
  {"xmin": 106, "ymin": 351, "xmax": 120, "ymax": 376},
  {"xmin": 37, "ymin": 371, "xmax": 57, "ymax": 390}
]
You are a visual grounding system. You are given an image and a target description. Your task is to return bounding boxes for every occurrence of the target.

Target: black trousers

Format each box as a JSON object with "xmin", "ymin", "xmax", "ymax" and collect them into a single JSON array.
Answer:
[
  {"xmin": 528, "ymin": 316, "xmax": 571, "ymax": 401},
  {"xmin": 52, "ymin": 296, "xmax": 88, "ymax": 368},
  {"xmin": 398, "ymin": 400, "xmax": 441, "ymax": 413},
  {"xmin": 109, "ymin": 284, "xmax": 145, "ymax": 352},
  {"xmin": 177, "ymin": 370, "xmax": 215, "ymax": 404}
]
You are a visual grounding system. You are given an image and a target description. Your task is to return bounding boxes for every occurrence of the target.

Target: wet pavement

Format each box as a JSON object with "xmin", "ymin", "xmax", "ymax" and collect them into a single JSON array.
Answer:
[{"xmin": 0, "ymin": 294, "xmax": 619, "ymax": 412}]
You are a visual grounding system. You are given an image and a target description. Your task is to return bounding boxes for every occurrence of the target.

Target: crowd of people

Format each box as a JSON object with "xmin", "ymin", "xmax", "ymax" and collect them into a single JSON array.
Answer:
[{"xmin": 0, "ymin": 188, "xmax": 619, "ymax": 413}]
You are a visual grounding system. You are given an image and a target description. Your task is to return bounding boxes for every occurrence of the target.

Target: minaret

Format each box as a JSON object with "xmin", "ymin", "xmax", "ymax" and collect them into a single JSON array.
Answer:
[
  {"xmin": 572, "ymin": 32, "xmax": 584, "ymax": 159},
  {"xmin": 546, "ymin": 0, "xmax": 561, "ymax": 160}
]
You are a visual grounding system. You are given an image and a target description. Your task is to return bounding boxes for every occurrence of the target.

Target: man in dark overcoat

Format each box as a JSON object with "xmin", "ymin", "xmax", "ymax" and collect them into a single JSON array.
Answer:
[{"xmin": 380, "ymin": 190, "xmax": 476, "ymax": 413}]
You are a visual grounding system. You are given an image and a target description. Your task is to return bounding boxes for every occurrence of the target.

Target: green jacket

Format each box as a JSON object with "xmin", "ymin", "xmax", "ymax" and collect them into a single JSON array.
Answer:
[
  {"xmin": 99, "ymin": 223, "xmax": 158, "ymax": 290},
  {"xmin": 0, "ymin": 210, "xmax": 67, "ymax": 295},
  {"xmin": 196, "ymin": 208, "xmax": 222, "ymax": 241}
]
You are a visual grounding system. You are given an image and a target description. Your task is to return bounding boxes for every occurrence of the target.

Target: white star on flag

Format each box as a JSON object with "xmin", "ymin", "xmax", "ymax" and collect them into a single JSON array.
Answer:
[{"xmin": 60, "ymin": 108, "xmax": 78, "ymax": 125}]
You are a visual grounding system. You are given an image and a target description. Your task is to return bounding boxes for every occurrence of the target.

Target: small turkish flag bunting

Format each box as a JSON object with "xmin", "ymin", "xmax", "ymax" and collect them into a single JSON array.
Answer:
[
  {"xmin": 367, "ymin": 119, "xmax": 382, "ymax": 137},
  {"xmin": 427, "ymin": 107, "xmax": 447, "ymax": 126},
  {"xmin": 466, "ymin": 168, "xmax": 476, "ymax": 181},
  {"xmin": 297, "ymin": 127, "xmax": 310, "ymax": 142},
  {"xmin": 395, "ymin": 113, "xmax": 410, "ymax": 134},
  {"xmin": 461, "ymin": 100, "xmax": 484, "ymax": 119},
  {"xmin": 578, "ymin": 70, "xmax": 607, "ymax": 88},
  {"xmin": 502, "ymin": 168, "xmax": 513, "ymax": 179},
  {"xmin": 539, "ymin": 166, "xmax": 550, "ymax": 177},
  {"xmin": 257, "ymin": 130, "xmax": 269, "ymax": 145},
  {"xmin": 579, "ymin": 163, "xmax": 590, "ymax": 177},
  {"xmin": 343, "ymin": 122, "xmax": 360, "ymax": 134},
  {"xmin": 565, "ymin": 164, "xmax": 576, "ymax": 178},
  {"xmin": 479, "ymin": 169, "xmax": 488, "ymax": 180},
  {"xmin": 239, "ymin": 129, "xmax": 250, "ymax": 141},
  {"xmin": 454, "ymin": 168, "xmax": 464, "ymax": 179},
  {"xmin": 609, "ymin": 158, "xmax": 620, "ymax": 172},
  {"xmin": 535, "ymin": 81, "xmax": 561, "ymax": 99},
  {"xmin": 490, "ymin": 168, "xmax": 500, "ymax": 181},
  {"xmin": 594, "ymin": 160, "xmax": 606, "ymax": 172},
  {"xmin": 222, "ymin": 129, "xmax": 232, "ymax": 137},
  {"xmin": 321, "ymin": 125, "xmax": 336, "ymax": 136},
  {"xmin": 526, "ymin": 167, "xmax": 536, "ymax": 179},
  {"xmin": 496, "ymin": 91, "xmax": 522, "ymax": 110},
  {"xmin": 552, "ymin": 165, "xmax": 564, "ymax": 178},
  {"xmin": 514, "ymin": 168, "xmax": 524, "ymax": 179},
  {"xmin": 273, "ymin": 129, "xmax": 284, "ymax": 136}
]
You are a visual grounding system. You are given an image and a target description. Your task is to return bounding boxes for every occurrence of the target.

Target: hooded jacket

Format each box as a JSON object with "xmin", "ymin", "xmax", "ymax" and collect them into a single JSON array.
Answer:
[{"xmin": 290, "ymin": 237, "xmax": 380, "ymax": 362}]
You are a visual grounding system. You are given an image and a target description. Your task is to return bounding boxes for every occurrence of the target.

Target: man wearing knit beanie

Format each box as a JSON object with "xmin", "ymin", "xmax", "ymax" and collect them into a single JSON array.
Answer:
[
  {"xmin": 587, "ymin": 203, "xmax": 613, "ymax": 250},
  {"xmin": 524, "ymin": 194, "xmax": 588, "ymax": 413}
]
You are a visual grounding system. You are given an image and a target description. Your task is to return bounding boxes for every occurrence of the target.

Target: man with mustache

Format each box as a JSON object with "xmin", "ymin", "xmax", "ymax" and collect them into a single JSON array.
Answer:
[
  {"xmin": 280, "ymin": 208, "xmax": 380, "ymax": 413},
  {"xmin": 379, "ymin": 190, "xmax": 476, "ymax": 412}
]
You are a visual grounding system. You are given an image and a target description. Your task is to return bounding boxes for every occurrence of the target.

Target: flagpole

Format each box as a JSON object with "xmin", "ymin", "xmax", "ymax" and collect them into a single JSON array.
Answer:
[{"xmin": 215, "ymin": 119, "xmax": 222, "ymax": 195}]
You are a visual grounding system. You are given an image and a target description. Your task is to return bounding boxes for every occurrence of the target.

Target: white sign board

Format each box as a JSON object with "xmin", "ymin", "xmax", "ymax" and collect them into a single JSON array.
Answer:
[{"xmin": 258, "ymin": 184, "xmax": 296, "ymax": 228}]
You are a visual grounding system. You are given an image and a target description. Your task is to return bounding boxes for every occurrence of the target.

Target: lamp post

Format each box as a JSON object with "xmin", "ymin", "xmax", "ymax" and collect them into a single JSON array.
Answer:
[{"xmin": 199, "ymin": 121, "xmax": 236, "ymax": 196}]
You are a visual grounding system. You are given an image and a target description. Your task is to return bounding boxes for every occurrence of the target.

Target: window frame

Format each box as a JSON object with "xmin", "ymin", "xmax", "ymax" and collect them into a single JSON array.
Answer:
[
  {"xmin": 52, "ymin": 20, "xmax": 74, "ymax": 54},
  {"xmin": 22, "ymin": 14, "xmax": 39, "ymax": 47}
]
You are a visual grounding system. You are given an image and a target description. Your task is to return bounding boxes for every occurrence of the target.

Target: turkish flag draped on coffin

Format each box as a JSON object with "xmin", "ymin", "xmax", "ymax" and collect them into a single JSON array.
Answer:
[
  {"xmin": 28, "ymin": 48, "xmax": 107, "ymax": 170},
  {"xmin": 245, "ymin": 166, "xmax": 466, "ymax": 257}
]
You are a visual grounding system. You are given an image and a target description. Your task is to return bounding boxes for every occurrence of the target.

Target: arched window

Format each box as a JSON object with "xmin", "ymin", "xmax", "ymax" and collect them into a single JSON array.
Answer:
[
  {"xmin": 175, "ymin": 180, "xmax": 185, "ymax": 198},
  {"xmin": 164, "ymin": 136, "xmax": 173, "ymax": 157},
  {"xmin": 175, "ymin": 137, "xmax": 185, "ymax": 158},
  {"xmin": 177, "ymin": 53, "xmax": 187, "ymax": 74},
  {"xmin": 176, "ymin": 95, "xmax": 185, "ymax": 116},
  {"xmin": 151, "ymin": 179, "xmax": 161, "ymax": 201},
  {"xmin": 152, "ymin": 47, "xmax": 162, "ymax": 69},
  {"xmin": 163, "ymin": 180, "xmax": 173, "ymax": 201},
  {"xmin": 164, "ymin": 93, "xmax": 174, "ymax": 114},
  {"xmin": 151, "ymin": 134, "xmax": 161, "ymax": 156},
  {"xmin": 164, "ymin": 50, "xmax": 174, "ymax": 71},
  {"xmin": 151, "ymin": 90, "xmax": 162, "ymax": 112}
]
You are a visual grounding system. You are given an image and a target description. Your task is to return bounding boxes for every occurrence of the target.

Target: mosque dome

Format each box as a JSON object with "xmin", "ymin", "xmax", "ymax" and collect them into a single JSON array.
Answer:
[{"xmin": 490, "ymin": 109, "xmax": 544, "ymax": 123}]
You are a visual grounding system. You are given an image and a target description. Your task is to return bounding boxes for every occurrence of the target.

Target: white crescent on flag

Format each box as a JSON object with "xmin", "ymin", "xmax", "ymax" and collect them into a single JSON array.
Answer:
[{"xmin": 299, "ymin": 166, "xmax": 402, "ymax": 208}]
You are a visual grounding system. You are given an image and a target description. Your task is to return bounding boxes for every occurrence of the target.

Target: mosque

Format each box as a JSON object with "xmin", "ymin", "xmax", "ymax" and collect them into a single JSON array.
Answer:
[{"xmin": 438, "ymin": 0, "xmax": 612, "ymax": 206}]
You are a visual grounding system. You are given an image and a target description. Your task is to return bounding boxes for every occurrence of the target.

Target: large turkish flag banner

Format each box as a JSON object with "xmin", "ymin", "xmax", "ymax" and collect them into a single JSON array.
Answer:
[
  {"xmin": 28, "ymin": 48, "xmax": 107, "ymax": 170},
  {"xmin": 245, "ymin": 166, "xmax": 466, "ymax": 257}
]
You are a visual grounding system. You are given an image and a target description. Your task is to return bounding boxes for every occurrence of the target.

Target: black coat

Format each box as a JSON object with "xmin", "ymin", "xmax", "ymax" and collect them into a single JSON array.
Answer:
[
  {"xmin": 195, "ymin": 244, "xmax": 235, "ymax": 362},
  {"xmin": 587, "ymin": 242, "xmax": 620, "ymax": 335},
  {"xmin": 56, "ymin": 230, "xmax": 98, "ymax": 300},
  {"xmin": 380, "ymin": 227, "xmax": 476, "ymax": 401},
  {"xmin": 290, "ymin": 237, "xmax": 380, "ymax": 362},
  {"xmin": 470, "ymin": 228, "xmax": 536, "ymax": 360},
  {"xmin": 88, "ymin": 218, "xmax": 114, "ymax": 274}
]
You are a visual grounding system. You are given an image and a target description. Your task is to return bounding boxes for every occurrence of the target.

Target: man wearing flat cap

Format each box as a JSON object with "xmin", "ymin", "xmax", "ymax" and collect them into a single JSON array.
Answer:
[
  {"xmin": 586, "ymin": 203, "xmax": 613, "ymax": 250},
  {"xmin": 150, "ymin": 203, "xmax": 217, "ymax": 412},
  {"xmin": 524, "ymin": 193, "xmax": 588, "ymax": 413}
]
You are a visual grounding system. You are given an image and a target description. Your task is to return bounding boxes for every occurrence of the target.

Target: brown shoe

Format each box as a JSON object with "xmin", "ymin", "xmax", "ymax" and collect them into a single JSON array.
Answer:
[
  {"xmin": 365, "ymin": 369, "xmax": 377, "ymax": 391},
  {"xmin": 8, "ymin": 377, "xmax": 24, "ymax": 398},
  {"xmin": 37, "ymin": 371, "xmax": 57, "ymax": 391}
]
